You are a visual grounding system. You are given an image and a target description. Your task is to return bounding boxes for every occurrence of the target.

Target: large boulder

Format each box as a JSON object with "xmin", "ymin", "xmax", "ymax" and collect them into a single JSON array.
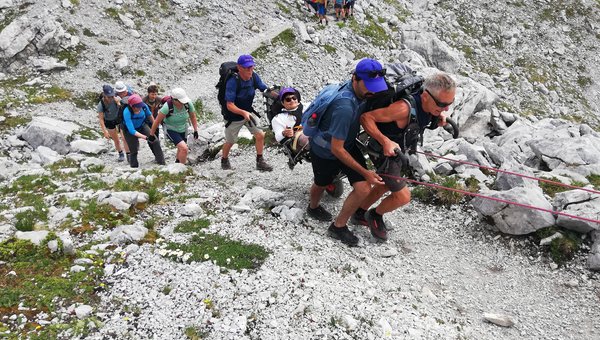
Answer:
[
  {"xmin": 110, "ymin": 225, "xmax": 148, "ymax": 244},
  {"xmin": 471, "ymin": 187, "xmax": 555, "ymax": 235},
  {"xmin": 553, "ymin": 190, "xmax": 600, "ymax": 233},
  {"xmin": 20, "ymin": 117, "xmax": 78, "ymax": 155},
  {"xmin": 401, "ymin": 31, "xmax": 462, "ymax": 73}
]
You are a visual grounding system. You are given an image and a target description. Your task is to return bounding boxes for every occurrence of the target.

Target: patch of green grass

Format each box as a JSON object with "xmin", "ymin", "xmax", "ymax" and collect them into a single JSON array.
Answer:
[
  {"xmin": 272, "ymin": 28, "xmax": 296, "ymax": 47},
  {"xmin": 104, "ymin": 8, "xmax": 119, "ymax": 20},
  {"xmin": 276, "ymin": 2, "xmax": 291, "ymax": 15},
  {"xmin": 98, "ymin": 39, "xmax": 109, "ymax": 45},
  {"xmin": 0, "ymin": 9, "xmax": 19, "ymax": 32},
  {"xmin": 55, "ymin": 43, "xmax": 86, "ymax": 67},
  {"xmin": 70, "ymin": 0, "xmax": 80, "ymax": 5},
  {"xmin": 0, "ymin": 114, "xmax": 31, "ymax": 132},
  {"xmin": 194, "ymin": 98, "xmax": 214, "ymax": 123},
  {"xmin": 82, "ymin": 28, "xmax": 96, "ymax": 37},
  {"xmin": 96, "ymin": 69, "xmax": 112, "ymax": 82},
  {"xmin": 184, "ymin": 326, "xmax": 209, "ymax": 340},
  {"xmin": 251, "ymin": 45, "xmax": 270, "ymax": 60},
  {"xmin": 323, "ymin": 44, "xmax": 337, "ymax": 54},
  {"xmin": 14, "ymin": 212, "xmax": 36, "ymax": 231},
  {"xmin": 165, "ymin": 233, "xmax": 269, "ymax": 271},
  {"xmin": 174, "ymin": 218, "xmax": 210, "ymax": 233},
  {"xmin": 134, "ymin": 69, "xmax": 146, "ymax": 77},
  {"xmin": 80, "ymin": 200, "xmax": 132, "ymax": 229},
  {"xmin": 351, "ymin": 49, "xmax": 373, "ymax": 60},
  {"xmin": 535, "ymin": 226, "xmax": 582, "ymax": 265},
  {"xmin": 587, "ymin": 174, "xmax": 600, "ymax": 189},
  {"xmin": 146, "ymin": 187, "xmax": 162, "ymax": 204},
  {"xmin": 539, "ymin": 177, "xmax": 571, "ymax": 197},
  {"xmin": 577, "ymin": 76, "xmax": 593, "ymax": 87},
  {"xmin": 0, "ymin": 236, "xmax": 104, "ymax": 336},
  {"xmin": 237, "ymin": 137, "xmax": 255, "ymax": 146},
  {"xmin": 81, "ymin": 178, "xmax": 110, "ymax": 191},
  {"xmin": 189, "ymin": 6, "xmax": 208, "ymax": 17},
  {"xmin": 411, "ymin": 175, "xmax": 465, "ymax": 205},
  {"xmin": 73, "ymin": 91, "xmax": 100, "ymax": 110},
  {"xmin": 78, "ymin": 126, "xmax": 100, "ymax": 140},
  {"xmin": 348, "ymin": 16, "xmax": 391, "ymax": 48}
]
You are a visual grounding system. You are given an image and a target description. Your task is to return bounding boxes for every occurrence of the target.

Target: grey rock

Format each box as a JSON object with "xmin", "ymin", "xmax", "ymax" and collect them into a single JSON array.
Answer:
[
  {"xmin": 70, "ymin": 265, "xmax": 86, "ymax": 273},
  {"xmin": 15, "ymin": 231, "xmax": 49, "ymax": 246},
  {"xmin": 75, "ymin": 305, "xmax": 93, "ymax": 319},
  {"xmin": 20, "ymin": 117, "xmax": 78, "ymax": 155},
  {"xmin": 165, "ymin": 163, "xmax": 188, "ymax": 174},
  {"xmin": 31, "ymin": 146, "xmax": 62, "ymax": 165},
  {"xmin": 47, "ymin": 239, "xmax": 59, "ymax": 253},
  {"xmin": 240, "ymin": 186, "xmax": 284, "ymax": 208},
  {"xmin": 539, "ymin": 232, "xmax": 563, "ymax": 246},
  {"xmin": 118, "ymin": 13, "xmax": 135, "ymax": 29},
  {"xmin": 483, "ymin": 313, "xmax": 514, "ymax": 327},
  {"xmin": 70, "ymin": 139, "xmax": 108, "ymax": 155},
  {"xmin": 181, "ymin": 203, "xmax": 202, "ymax": 216},
  {"xmin": 110, "ymin": 225, "xmax": 148, "ymax": 244},
  {"xmin": 32, "ymin": 57, "xmax": 67, "ymax": 72}
]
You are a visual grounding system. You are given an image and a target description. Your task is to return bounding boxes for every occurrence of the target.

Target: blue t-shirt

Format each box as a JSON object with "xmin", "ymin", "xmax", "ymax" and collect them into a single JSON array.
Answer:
[
  {"xmin": 224, "ymin": 73, "xmax": 267, "ymax": 121},
  {"xmin": 123, "ymin": 105, "xmax": 152, "ymax": 135},
  {"xmin": 310, "ymin": 82, "xmax": 361, "ymax": 160}
]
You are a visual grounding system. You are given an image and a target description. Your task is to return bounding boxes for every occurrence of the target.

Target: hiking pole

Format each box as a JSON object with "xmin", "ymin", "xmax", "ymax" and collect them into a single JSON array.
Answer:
[
  {"xmin": 416, "ymin": 150, "xmax": 600, "ymax": 196},
  {"xmin": 379, "ymin": 173, "xmax": 600, "ymax": 225}
]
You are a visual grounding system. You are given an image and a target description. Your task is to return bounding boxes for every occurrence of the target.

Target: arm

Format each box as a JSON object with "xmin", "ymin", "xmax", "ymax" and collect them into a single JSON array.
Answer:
[
  {"xmin": 97, "ymin": 110, "xmax": 109, "ymax": 138},
  {"xmin": 150, "ymin": 113, "xmax": 165, "ymax": 136},
  {"xmin": 226, "ymin": 101, "xmax": 251, "ymax": 121},
  {"xmin": 189, "ymin": 110, "xmax": 199, "ymax": 138},
  {"xmin": 360, "ymin": 100, "xmax": 409, "ymax": 157},
  {"xmin": 331, "ymin": 137, "xmax": 383, "ymax": 185}
]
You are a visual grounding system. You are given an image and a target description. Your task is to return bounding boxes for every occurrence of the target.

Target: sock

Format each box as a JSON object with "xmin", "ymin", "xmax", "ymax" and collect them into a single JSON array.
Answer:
[
  {"xmin": 175, "ymin": 159, "xmax": 180, "ymax": 163},
  {"xmin": 355, "ymin": 208, "xmax": 367, "ymax": 218},
  {"xmin": 256, "ymin": 154, "xmax": 263, "ymax": 161},
  {"xmin": 118, "ymin": 150, "xmax": 124, "ymax": 155},
  {"xmin": 221, "ymin": 157, "xmax": 228, "ymax": 162}
]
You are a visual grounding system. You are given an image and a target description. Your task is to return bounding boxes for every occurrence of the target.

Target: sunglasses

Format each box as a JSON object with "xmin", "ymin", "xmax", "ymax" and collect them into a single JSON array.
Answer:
[
  {"xmin": 284, "ymin": 96, "xmax": 298, "ymax": 102},
  {"xmin": 354, "ymin": 69, "xmax": 386, "ymax": 81},
  {"xmin": 425, "ymin": 89, "xmax": 454, "ymax": 108}
]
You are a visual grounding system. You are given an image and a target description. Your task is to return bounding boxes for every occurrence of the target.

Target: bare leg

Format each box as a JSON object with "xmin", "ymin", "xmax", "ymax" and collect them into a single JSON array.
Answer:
[
  {"xmin": 254, "ymin": 131, "xmax": 265, "ymax": 155},
  {"xmin": 309, "ymin": 183, "xmax": 326, "ymax": 209},
  {"xmin": 176, "ymin": 142, "xmax": 189, "ymax": 164},
  {"xmin": 107, "ymin": 128, "xmax": 122, "ymax": 152},
  {"xmin": 334, "ymin": 181, "xmax": 371, "ymax": 227}
]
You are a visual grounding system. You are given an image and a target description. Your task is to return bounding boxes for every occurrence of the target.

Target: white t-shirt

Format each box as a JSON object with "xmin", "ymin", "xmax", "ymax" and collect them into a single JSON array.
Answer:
[{"xmin": 272, "ymin": 112, "xmax": 299, "ymax": 142}]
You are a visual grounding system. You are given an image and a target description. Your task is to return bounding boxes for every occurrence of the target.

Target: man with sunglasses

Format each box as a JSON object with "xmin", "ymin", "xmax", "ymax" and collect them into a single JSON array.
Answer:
[
  {"xmin": 355, "ymin": 72, "xmax": 456, "ymax": 241},
  {"xmin": 221, "ymin": 54, "xmax": 273, "ymax": 172},
  {"xmin": 307, "ymin": 58, "xmax": 386, "ymax": 247}
]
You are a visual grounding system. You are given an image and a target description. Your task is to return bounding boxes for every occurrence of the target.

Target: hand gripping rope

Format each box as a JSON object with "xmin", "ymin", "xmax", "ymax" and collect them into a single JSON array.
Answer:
[{"xmin": 379, "ymin": 151, "xmax": 600, "ymax": 225}]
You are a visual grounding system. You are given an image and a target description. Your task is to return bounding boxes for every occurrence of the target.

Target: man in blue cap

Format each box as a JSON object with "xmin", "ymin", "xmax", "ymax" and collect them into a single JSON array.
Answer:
[
  {"xmin": 221, "ymin": 54, "xmax": 273, "ymax": 172},
  {"xmin": 306, "ymin": 58, "xmax": 387, "ymax": 247}
]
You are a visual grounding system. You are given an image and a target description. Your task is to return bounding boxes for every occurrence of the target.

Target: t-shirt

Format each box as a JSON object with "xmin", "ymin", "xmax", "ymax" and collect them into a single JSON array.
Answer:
[
  {"xmin": 159, "ymin": 101, "xmax": 196, "ymax": 133},
  {"xmin": 224, "ymin": 73, "xmax": 268, "ymax": 122},
  {"xmin": 310, "ymin": 82, "xmax": 361, "ymax": 160},
  {"xmin": 96, "ymin": 99, "xmax": 119, "ymax": 121},
  {"xmin": 123, "ymin": 105, "xmax": 152, "ymax": 135},
  {"xmin": 335, "ymin": 0, "xmax": 344, "ymax": 5}
]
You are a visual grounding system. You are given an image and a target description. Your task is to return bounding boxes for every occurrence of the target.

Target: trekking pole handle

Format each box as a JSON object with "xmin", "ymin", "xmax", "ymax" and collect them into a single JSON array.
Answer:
[{"xmin": 445, "ymin": 117, "xmax": 459, "ymax": 139}]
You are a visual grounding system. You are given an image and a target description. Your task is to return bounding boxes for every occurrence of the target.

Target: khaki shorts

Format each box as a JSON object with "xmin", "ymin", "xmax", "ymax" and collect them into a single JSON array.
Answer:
[{"xmin": 224, "ymin": 120, "xmax": 263, "ymax": 144}]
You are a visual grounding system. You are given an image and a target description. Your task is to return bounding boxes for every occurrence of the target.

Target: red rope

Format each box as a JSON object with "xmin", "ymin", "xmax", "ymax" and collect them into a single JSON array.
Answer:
[
  {"xmin": 416, "ymin": 150, "xmax": 600, "ymax": 196},
  {"xmin": 382, "ymin": 174, "xmax": 600, "ymax": 225}
]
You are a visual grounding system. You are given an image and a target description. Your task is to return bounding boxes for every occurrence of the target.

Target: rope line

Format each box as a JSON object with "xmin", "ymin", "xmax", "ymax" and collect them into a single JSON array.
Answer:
[
  {"xmin": 415, "ymin": 150, "xmax": 600, "ymax": 196},
  {"xmin": 381, "ymin": 174, "xmax": 600, "ymax": 225}
]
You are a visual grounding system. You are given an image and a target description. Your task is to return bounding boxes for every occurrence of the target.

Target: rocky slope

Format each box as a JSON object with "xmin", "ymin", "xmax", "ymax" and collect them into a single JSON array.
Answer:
[{"xmin": 1, "ymin": 0, "xmax": 600, "ymax": 339}]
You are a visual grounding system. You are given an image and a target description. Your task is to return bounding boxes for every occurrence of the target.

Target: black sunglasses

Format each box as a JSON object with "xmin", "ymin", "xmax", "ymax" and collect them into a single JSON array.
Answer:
[
  {"xmin": 284, "ymin": 96, "xmax": 298, "ymax": 102},
  {"xmin": 354, "ymin": 69, "xmax": 386, "ymax": 81},
  {"xmin": 425, "ymin": 89, "xmax": 453, "ymax": 108}
]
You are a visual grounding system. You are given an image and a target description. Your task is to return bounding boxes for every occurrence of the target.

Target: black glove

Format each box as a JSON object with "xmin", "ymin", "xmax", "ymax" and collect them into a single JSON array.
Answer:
[
  {"xmin": 147, "ymin": 135, "xmax": 156, "ymax": 143},
  {"xmin": 193, "ymin": 131, "xmax": 199, "ymax": 139}
]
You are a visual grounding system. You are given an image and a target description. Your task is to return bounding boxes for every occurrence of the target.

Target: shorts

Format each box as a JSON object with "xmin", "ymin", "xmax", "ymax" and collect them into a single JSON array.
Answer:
[
  {"xmin": 104, "ymin": 119, "xmax": 120, "ymax": 130},
  {"xmin": 373, "ymin": 155, "xmax": 407, "ymax": 192},
  {"xmin": 310, "ymin": 145, "xmax": 366, "ymax": 187},
  {"xmin": 224, "ymin": 119, "xmax": 263, "ymax": 144},
  {"xmin": 166, "ymin": 129, "xmax": 187, "ymax": 146},
  {"xmin": 344, "ymin": 1, "xmax": 354, "ymax": 9},
  {"xmin": 317, "ymin": 3, "xmax": 326, "ymax": 15},
  {"xmin": 334, "ymin": 4, "xmax": 342, "ymax": 9}
]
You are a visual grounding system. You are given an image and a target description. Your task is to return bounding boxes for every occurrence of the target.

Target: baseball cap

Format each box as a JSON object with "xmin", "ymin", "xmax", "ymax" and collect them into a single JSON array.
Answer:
[
  {"xmin": 278, "ymin": 87, "xmax": 297, "ymax": 101},
  {"xmin": 355, "ymin": 59, "xmax": 388, "ymax": 93},
  {"xmin": 128, "ymin": 94, "xmax": 144, "ymax": 108},
  {"xmin": 237, "ymin": 54, "xmax": 255, "ymax": 68},
  {"xmin": 171, "ymin": 88, "xmax": 190, "ymax": 104},
  {"xmin": 114, "ymin": 81, "xmax": 127, "ymax": 93},
  {"xmin": 102, "ymin": 85, "xmax": 115, "ymax": 97}
]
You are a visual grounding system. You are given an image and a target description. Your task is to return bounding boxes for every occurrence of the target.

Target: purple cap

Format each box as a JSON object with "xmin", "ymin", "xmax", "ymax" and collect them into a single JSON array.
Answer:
[
  {"xmin": 278, "ymin": 87, "xmax": 297, "ymax": 101},
  {"xmin": 237, "ymin": 54, "xmax": 255, "ymax": 68},
  {"xmin": 355, "ymin": 58, "xmax": 388, "ymax": 93}
]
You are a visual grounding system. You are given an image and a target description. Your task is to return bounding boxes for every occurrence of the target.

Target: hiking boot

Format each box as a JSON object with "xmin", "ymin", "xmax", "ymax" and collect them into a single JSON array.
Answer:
[
  {"xmin": 256, "ymin": 157, "xmax": 273, "ymax": 172},
  {"xmin": 350, "ymin": 209, "xmax": 368, "ymax": 226},
  {"xmin": 327, "ymin": 224, "xmax": 359, "ymax": 247},
  {"xmin": 125, "ymin": 153, "xmax": 131, "ymax": 165},
  {"xmin": 306, "ymin": 205, "xmax": 332, "ymax": 221},
  {"xmin": 365, "ymin": 208, "xmax": 388, "ymax": 241},
  {"xmin": 117, "ymin": 151, "xmax": 125, "ymax": 162},
  {"xmin": 221, "ymin": 157, "xmax": 232, "ymax": 170}
]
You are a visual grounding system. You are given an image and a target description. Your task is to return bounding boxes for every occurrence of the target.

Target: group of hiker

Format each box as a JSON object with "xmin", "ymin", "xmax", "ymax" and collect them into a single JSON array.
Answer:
[
  {"xmin": 304, "ymin": 0, "xmax": 356, "ymax": 24},
  {"xmin": 95, "ymin": 54, "xmax": 456, "ymax": 246}
]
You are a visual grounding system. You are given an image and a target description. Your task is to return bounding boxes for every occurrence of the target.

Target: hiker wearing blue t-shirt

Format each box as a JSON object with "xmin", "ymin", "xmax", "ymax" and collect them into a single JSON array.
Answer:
[
  {"xmin": 306, "ymin": 58, "xmax": 387, "ymax": 247},
  {"xmin": 122, "ymin": 94, "xmax": 165, "ymax": 168},
  {"xmin": 354, "ymin": 72, "xmax": 456, "ymax": 241},
  {"xmin": 221, "ymin": 54, "xmax": 273, "ymax": 172},
  {"xmin": 334, "ymin": 0, "xmax": 345, "ymax": 20}
]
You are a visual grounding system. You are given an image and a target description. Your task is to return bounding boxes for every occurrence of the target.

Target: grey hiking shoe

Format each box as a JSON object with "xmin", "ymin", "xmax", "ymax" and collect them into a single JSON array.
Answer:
[
  {"xmin": 256, "ymin": 157, "xmax": 273, "ymax": 172},
  {"xmin": 365, "ymin": 208, "xmax": 388, "ymax": 241},
  {"xmin": 117, "ymin": 152, "xmax": 125, "ymax": 162},
  {"xmin": 221, "ymin": 158, "xmax": 232, "ymax": 170},
  {"xmin": 327, "ymin": 224, "xmax": 359, "ymax": 247},
  {"xmin": 350, "ymin": 210, "xmax": 368, "ymax": 226},
  {"xmin": 306, "ymin": 205, "xmax": 332, "ymax": 221}
]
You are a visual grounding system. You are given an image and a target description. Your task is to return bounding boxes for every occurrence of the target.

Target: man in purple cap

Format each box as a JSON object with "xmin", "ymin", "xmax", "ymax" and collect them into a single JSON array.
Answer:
[
  {"xmin": 306, "ymin": 58, "xmax": 387, "ymax": 247},
  {"xmin": 221, "ymin": 54, "xmax": 273, "ymax": 172}
]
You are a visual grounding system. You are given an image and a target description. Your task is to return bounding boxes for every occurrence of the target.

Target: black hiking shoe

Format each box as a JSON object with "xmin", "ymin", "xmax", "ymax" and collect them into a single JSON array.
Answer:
[
  {"xmin": 306, "ymin": 205, "xmax": 332, "ymax": 221},
  {"xmin": 365, "ymin": 208, "xmax": 388, "ymax": 241},
  {"xmin": 327, "ymin": 224, "xmax": 359, "ymax": 247},
  {"xmin": 350, "ymin": 210, "xmax": 368, "ymax": 227},
  {"xmin": 256, "ymin": 157, "xmax": 273, "ymax": 172},
  {"xmin": 221, "ymin": 157, "xmax": 232, "ymax": 170}
]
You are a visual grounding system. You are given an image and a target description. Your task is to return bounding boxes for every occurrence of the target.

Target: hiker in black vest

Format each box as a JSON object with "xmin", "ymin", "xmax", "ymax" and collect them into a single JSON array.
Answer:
[
  {"xmin": 97, "ymin": 85, "xmax": 128, "ymax": 162},
  {"xmin": 354, "ymin": 72, "xmax": 456, "ymax": 241},
  {"xmin": 221, "ymin": 54, "xmax": 273, "ymax": 172}
]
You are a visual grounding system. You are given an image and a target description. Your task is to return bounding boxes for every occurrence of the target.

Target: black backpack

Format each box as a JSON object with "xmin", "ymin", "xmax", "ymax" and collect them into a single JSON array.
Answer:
[{"xmin": 215, "ymin": 61, "xmax": 258, "ymax": 120}]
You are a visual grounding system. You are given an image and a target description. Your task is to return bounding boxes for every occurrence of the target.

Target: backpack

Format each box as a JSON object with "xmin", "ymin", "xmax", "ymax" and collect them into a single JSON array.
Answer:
[
  {"xmin": 300, "ymin": 81, "xmax": 358, "ymax": 149},
  {"xmin": 98, "ymin": 93, "xmax": 108, "ymax": 114},
  {"xmin": 215, "ymin": 61, "xmax": 258, "ymax": 120},
  {"xmin": 160, "ymin": 95, "xmax": 190, "ymax": 118}
]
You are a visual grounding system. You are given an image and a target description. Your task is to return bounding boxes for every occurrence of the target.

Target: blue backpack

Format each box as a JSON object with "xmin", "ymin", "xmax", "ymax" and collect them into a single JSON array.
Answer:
[{"xmin": 301, "ymin": 81, "xmax": 357, "ymax": 150}]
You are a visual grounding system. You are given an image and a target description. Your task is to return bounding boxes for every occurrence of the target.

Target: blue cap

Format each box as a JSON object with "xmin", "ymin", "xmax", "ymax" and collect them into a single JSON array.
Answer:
[
  {"xmin": 355, "ymin": 59, "xmax": 388, "ymax": 93},
  {"xmin": 279, "ymin": 87, "xmax": 297, "ymax": 101},
  {"xmin": 237, "ymin": 54, "xmax": 255, "ymax": 68},
  {"xmin": 102, "ymin": 84, "xmax": 115, "ymax": 97}
]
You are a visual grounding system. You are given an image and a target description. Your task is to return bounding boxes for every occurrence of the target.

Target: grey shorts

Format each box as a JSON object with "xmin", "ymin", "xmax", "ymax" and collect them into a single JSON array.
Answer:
[{"xmin": 224, "ymin": 120, "xmax": 263, "ymax": 144}]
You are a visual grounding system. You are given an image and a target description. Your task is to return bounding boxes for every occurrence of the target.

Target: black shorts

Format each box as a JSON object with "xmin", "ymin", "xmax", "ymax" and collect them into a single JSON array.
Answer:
[
  {"xmin": 104, "ymin": 119, "xmax": 120, "ymax": 130},
  {"xmin": 310, "ymin": 146, "xmax": 366, "ymax": 187},
  {"xmin": 373, "ymin": 156, "xmax": 407, "ymax": 192}
]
